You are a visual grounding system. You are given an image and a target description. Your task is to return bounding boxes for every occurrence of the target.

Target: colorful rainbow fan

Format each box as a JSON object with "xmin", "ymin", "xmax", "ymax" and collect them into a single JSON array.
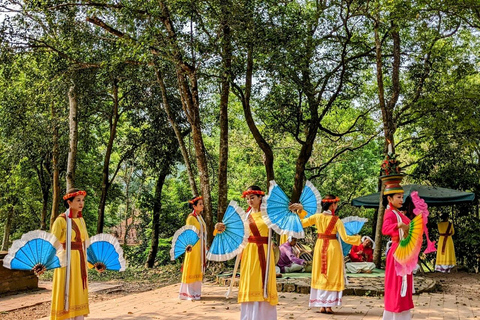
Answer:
[
  {"xmin": 170, "ymin": 225, "xmax": 200, "ymax": 260},
  {"xmin": 3, "ymin": 230, "xmax": 65, "ymax": 276},
  {"xmin": 86, "ymin": 234, "xmax": 126, "ymax": 272},
  {"xmin": 261, "ymin": 181, "xmax": 305, "ymax": 238},
  {"xmin": 393, "ymin": 214, "xmax": 424, "ymax": 275},
  {"xmin": 207, "ymin": 201, "xmax": 248, "ymax": 262}
]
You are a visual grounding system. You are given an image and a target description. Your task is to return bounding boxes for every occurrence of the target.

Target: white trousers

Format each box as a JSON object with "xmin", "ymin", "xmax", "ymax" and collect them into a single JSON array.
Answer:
[
  {"xmin": 179, "ymin": 281, "xmax": 202, "ymax": 300},
  {"xmin": 383, "ymin": 310, "xmax": 411, "ymax": 320},
  {"xmin": 284, "ymin": 263, "xmax": 304, "ymax": 273},
  {"xmin": 240, "ymin": 301, "xmax": 277, "ymax": 320},
  {"xmin": 309, "ymin": 288, "xmax": 342, "ymax": 307},
  {"xmin": 346, "ymin": 262, "xmax": 375, "ymax": 273}
]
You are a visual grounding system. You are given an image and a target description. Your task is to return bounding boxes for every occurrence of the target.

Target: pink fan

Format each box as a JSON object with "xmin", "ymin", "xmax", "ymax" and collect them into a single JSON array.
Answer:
[{"xmin": 411, "ymin": 191, "xmax": 436, "ymax": 254}]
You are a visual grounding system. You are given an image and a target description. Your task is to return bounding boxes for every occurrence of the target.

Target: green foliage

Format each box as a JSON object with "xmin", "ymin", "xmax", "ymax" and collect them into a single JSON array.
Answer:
[{"xmin": 1, "ymin": 0, "xmax": 480, "ymax": 271}]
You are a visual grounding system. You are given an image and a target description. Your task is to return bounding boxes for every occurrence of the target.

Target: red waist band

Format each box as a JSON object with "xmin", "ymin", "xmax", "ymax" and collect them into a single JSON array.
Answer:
[
  {"xmin": 317, "ymin": 233, "xmax": 337, "ymax": 240},
  {"xmin": 248, "ymin": 236, "xmax": 268, "ymax": 244}
]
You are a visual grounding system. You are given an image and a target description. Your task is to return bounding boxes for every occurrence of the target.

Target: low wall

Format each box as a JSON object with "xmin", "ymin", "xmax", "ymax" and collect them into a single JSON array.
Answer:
[{"xmin": 0, "ymin": 251, "xmax": 38, "ymax": 294}]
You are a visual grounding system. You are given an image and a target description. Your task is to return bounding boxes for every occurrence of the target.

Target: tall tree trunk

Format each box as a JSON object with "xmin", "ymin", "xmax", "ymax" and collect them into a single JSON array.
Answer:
[
  {"xmin": 291, "ymin": 117, "xmax": 319, "ymax": 202},
  {"xmin": 155, "ymin": 68, "xmax": 199, "ymax": 196},
  {"xmin": 372, "ymin": 20, "xmax": 401, "ymax": 268},
  {"xmin": 1, "ymin": 206, "xmax": 14, "ymax": 251},
  {"xmin": 97, "ymin": 79, "xmax": 120, "ymax": 234},
  {"xmin": 217, "ymin": 0, "xmax": 232, "ymax": 221},
  {"xmin": 123, "ymin": 165, "xmax": 133, "ymax": 245},
  {"xmin": 50, "ymin": 103, "xmax": 61, "ymax": 229},
  {"xmin": 39, "ymin": 166, "xmax": 50, "ymax": 230},
  {"xmin": 146, "ymin": 166, "xmax": 169, "ymax": 268},
  {"xmin": 233, "ymin": 43, "xmax": 275, "ymax": 189},
  {"xmin": 66, "ymin": 84, "xmax": 79, "ymax": 191},
  {"xmin": 158, "ymin": 0, "xmax": 214, "ymax": 244}
]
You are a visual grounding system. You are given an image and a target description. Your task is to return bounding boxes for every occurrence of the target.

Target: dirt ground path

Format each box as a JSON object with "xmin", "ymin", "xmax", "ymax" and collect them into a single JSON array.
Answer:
[{"xmin": 0, "ymin": 271, "xmax": 479, "ymax": 319}]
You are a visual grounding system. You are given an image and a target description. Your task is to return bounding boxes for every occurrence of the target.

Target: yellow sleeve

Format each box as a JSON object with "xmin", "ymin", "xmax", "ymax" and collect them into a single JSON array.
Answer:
[
  {"xmin": 51, "ymin": 216, "xmax": 66, "ymax": 243},
  {"xmin": 298, "ymin": 209, "xmax": 308, "ymax": 219},
  {"xmin": 450, "ymin": 222, "xmax": 454, "ymax": 236},
  {"xmin": 336, "ymin": 220, "xmax": 361, "ymax": 245},
  {"xmin": 301, "ymin": 214, "xmax": 316, "ymax": 228},
  {"xmin": 186, "ymin": 215, "xmax": 196, "ymax": 227},
  {"xmin": 213, "ymin": 229, "xmax": 218, "ymax": 236}
]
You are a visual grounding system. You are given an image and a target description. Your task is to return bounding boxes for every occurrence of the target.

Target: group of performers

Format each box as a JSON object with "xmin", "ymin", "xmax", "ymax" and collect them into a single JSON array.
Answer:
[
  {"xmin": 42, "ymin": 185, "xmax": 457, "ymax": 320},
  {"xmin": 38, "ymin": 172, "xmax": 455, "ymax": 320},
  {"xmin": 179, "ymin": 186, "xmax": 361, "ymax": 318},
  {"xmin": 178, "ymin": 179, "xmax": 458, "ymax": 320}
]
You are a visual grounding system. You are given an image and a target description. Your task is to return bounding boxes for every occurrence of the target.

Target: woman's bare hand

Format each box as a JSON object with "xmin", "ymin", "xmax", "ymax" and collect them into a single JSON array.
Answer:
[
  {"xmin": 289, "ymin": 203, "xmax": 303, "ymax": 212},
  {"xmin": 215, "ymin": 222, "xmax": 226, "ymax": 232}
]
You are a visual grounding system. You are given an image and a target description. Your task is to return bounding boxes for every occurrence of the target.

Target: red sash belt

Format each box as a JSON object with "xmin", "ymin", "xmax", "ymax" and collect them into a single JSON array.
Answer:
[
  {"xmin": 320, "ymin": 216, "xmax": 339, "ymax": 277},
  {"xmin": 60, "ymin": 214, "xmax": 88, "ymax": 290},
  {"xmin": 440, "ymin": 222, "xmax": 453, "ymax": 254},
  {"xmin": 247, "ymin": 215, "xmax": 267, "ymax": 288},
  {"xmin": 248, "ymin": 236, "xmax": 268, "ymax": 244},
  {"xmin": 317, "ymin": 234, "xmax": 337, "ymax": 240},
  {"xmin": 391, "ymin": 235, "xmax": 399, "ymax": 243}
]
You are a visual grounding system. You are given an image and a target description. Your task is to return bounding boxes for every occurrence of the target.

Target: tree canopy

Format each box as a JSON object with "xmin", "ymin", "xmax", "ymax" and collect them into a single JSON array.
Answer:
[{"xmin": 0, "ymin": 0, "xmax": 479, "ymax": 270}]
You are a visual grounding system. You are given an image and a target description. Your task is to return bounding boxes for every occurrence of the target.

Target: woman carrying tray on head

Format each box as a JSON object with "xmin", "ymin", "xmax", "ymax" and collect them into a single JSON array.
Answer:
[
  {"xmin": 381, "ymin": 176, "xmax": 415, "ymax": 320},
  {"xmin": 179, "ymin": 196, "xmax": 207, "ymax": 300},
  {"xmin": 216, "ymin": 185, "xmax": 278, "ymax": 320},
  {"xmin": 290, "ymin": 195, "xmax": 360, "ymax": 315}
]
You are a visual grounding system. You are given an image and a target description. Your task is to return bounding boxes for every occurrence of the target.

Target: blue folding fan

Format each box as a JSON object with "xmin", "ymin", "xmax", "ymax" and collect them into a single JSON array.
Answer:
[
  {"xmin": 170, "ymin": 225, "xmax": 200, "ymax": 260},
  {"xmin": 207, "ymin": 201, "xmax": 248, "ymax": 262},
  {"xmin": 86, "ymin": 234, "xmax": 126, "ymax": 271},
  {"xmin": 299, "ymin": 180, "xmax": 322, "ymax": 218},
  {"xmin": 3, "ymin": 230, "xmax": 65, "ymax": 275},
  {"xmin": 261, "ymin": 180, "xmax": 306, "ymax": 238},
  {"xmin": 339, "ymin": 216, "xmax": 368, "ymax": 256}
]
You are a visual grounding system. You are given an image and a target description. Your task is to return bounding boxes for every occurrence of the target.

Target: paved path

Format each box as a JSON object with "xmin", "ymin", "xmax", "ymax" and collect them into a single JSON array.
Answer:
[{"xmin": 31, "ymin": 282, "xmax": 480, "ymax": 320}]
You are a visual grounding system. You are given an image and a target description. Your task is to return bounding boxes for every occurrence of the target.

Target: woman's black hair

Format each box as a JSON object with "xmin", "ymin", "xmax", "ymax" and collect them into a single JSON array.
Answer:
[
  {"xmin": 321, "ymin": 194, "xmax": 337, "ymax": 212},
  {"xmin": 441, "ymin": 212, "xmax": 449, "ymax": 221},
  {"xmin": 188, "ymin": 197, "xmax": 203, "ymax": 210},
  {"xmin": 382, "ymin": 193, "xmax": 402, "ymax": 208},
  {"xmin": 63, "ymin": 188, "xmax": 82, "ymax": 209},
  {"xmin": 247, "ymin": 185, "xmax": 263, "ymax": 193}
]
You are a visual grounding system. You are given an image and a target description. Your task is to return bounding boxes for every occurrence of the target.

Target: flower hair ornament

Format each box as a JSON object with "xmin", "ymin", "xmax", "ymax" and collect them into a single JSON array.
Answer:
[
  {"xmin": 321, "ymin": 197, "xmax": 340, "ymax": 203},
  {"xmin": 188, "ymin": 196, "xmax": 203, "ymax": 204},
  {"xmin": 63, "ymin": 190, "xmax": 87, "ymax": 200},
  {"xmin": 241, "ymin": 190, "xmax": 265, "ymax": 198}
]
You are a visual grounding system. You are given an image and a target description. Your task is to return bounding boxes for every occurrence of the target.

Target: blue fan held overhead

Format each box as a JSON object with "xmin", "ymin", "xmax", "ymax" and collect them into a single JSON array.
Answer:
[
  {"xmin": 3, "ymin": 230, "xmax": 65, "ymax": 276},
  {"xmin": 339, "ymin": 216, "xmax": 368, "ymax": 257},
  {"xmin": 170, "ymin": 226, "xmax": 200, "ymax": 260},
  {"xmin": 207, "ymin": 201, "xmax": 248, "ymax": 262},
  {"xmin": 86, "ymin": 234, "xmax": 126, "ymax": 272},
  {"xmin": 261, "ymin": 180, "xmax": 321, "ymax": 239},
  {"xmin": 299, "ymin": 180, "xmax": 322, "ymax": 218}
]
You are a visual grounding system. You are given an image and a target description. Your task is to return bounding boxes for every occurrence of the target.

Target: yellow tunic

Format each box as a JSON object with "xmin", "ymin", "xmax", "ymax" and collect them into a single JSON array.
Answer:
[
  {"xmin": 238, "ymin": 212, "xmax": 278, "ymax": 305},
  {"xmin": 436, "ymin": 221, "xmax": 456, "ymax": 266},
  {"xmin": 50, "ymin": 216, "xmax": 89, "ymax": 320},
  {"xmin": 302, "ymin": 212, "xmax": 360, "ymax": 291},
  {"xmin": 181, "ymin": 214, "xmax": 206, "ymax": 284}
]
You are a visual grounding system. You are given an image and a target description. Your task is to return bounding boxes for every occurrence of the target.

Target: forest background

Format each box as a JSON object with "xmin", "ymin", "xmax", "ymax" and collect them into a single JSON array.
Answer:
[{"xmin": 1, "ymin": 0, "xmax": 480, "ymax": 272}]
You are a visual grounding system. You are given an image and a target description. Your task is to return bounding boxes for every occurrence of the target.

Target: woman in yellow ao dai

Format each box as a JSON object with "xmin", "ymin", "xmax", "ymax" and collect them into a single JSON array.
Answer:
[
  {"xmin": 50, "ymin": 189, "xmax": 93, "ymax": 320},
  {"xmin": 435, "ymin": 213, "xmax": 456, "ymax": 273},
  {"xmin": 179, "ymin": 196, "xmax": 207, "ymax": 300},
  {"xmin": 293, "ymin": 194, "xmax": 360, "ymax": 315},
  {"xmin": 238, "ymin": 186, "xmax": 278, "ymax": 320}
]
